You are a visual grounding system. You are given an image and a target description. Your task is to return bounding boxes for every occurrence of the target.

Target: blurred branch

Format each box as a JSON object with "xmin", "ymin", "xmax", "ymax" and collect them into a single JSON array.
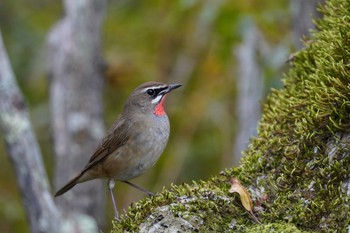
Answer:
[
  {"xmin": 0, "ymin": 29, "xmax": 98, "ymax": 233},
  {"xmin": 290, "ymin": 0, "xmax": 325, "ymax": 49},
  {"xmin": 46, "ymin": 0, "xmax": 107, "ymax": 227},
  {"xmin": 0, "ymin": 29, "xmax": 60, "ymax": 233},
  {"xmin": 233, "ymin": 20, "xmax": 265, "ymax": 164},
  {"xmin": 156, "ymin": 0, "xmax": 225, "ymax": 189},
  {"xmin": 168, "ymin": 0, "xmax": 225, "ymax": 85}
]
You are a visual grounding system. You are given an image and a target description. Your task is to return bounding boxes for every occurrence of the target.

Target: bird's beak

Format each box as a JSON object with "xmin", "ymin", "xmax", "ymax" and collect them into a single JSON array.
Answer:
[{"xmin": 164, "ymin": 84, "xmax": 182, "ymax": 94}]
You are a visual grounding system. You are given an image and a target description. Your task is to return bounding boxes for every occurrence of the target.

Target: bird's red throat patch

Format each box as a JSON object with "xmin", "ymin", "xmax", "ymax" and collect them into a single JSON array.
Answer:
[{"xmin": 154, "ymin": 95, "xmax": 166, "ymax": 116}]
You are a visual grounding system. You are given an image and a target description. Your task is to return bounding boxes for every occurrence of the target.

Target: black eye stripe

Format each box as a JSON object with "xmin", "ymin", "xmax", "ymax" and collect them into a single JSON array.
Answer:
[{"xmin": 145, "ymin": 86, "xmax": 167, "ymax": 98}]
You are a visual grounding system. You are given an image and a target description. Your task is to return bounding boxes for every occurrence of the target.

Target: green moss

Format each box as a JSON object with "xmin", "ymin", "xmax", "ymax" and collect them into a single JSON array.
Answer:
[
  {"xmin": 236, "ymin": 0, "xmax": 350, "ymax": 231},
  {"xmin": 245, "ymin": 222, "xmax": 305, "ymax": 233},
  {"xmin": 112, "ymin": 179, "xmax": 254, "ymax": 232},
  {"xmin": 112, "ymin": 0, "xmax": 350, "ymax": 231}
]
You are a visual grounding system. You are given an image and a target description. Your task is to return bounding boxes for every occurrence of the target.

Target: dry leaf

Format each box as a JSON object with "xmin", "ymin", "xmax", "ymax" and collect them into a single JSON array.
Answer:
[
  {"xmin": 229, "ymin": 178, "xmax": 253, "ymax": 212},
  {"xmin": 229, "ymin": 178, "xmax": 261, "ymax": 224}
]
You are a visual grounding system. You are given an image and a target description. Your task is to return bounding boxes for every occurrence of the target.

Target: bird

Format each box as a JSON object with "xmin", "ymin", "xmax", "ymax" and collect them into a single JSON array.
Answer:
[{"xmin": 54, "ymin": 81, "xmax": 181, "ymax": 220}]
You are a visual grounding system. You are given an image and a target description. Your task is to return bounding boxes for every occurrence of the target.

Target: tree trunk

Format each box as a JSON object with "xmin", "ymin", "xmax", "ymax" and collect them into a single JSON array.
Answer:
[
  {"xmin": 233, "ymin": 19, "xmax": 265, "ymax": 165},
  {"xmin": 46, "ymin": 0, "xmax": 107, "ymax": 227},
  {"xmin": 0, "ymin": 29, "xmax": 98, "ymax": 233},
  {"xmin": 290, "ymin": 0, "xmax": 324, "ymax": 49},
  {"xmin": 0, "ymin": 29, "xmax": 60, "ymax": 233}
]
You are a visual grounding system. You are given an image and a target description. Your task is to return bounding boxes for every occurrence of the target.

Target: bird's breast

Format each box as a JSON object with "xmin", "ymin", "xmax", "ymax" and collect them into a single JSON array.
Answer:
[
  {"xmin": 130, "ymin": 115, "xmax": 170, "ymax": 165},
  {"xmin": 103, "ymin": 114, "xmax": 170, "ymax": 181}
]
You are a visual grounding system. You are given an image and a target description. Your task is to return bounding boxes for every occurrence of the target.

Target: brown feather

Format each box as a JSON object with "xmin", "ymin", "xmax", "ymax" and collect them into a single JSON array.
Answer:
[
  {"xmin": 81, "ymin": 116, "xmax": 130, "ymax": 173},
  {"xmin": 54, "ymin": 172, "xmax": 83, "ymax": 197},
  {"xmin": 54, "ymin": 116, "xmax": 131, "ymax": 196}
]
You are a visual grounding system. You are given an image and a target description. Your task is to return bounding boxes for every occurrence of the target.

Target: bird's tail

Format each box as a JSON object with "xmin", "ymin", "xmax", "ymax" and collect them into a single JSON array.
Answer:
[{"xmin": 54, "ymin": 173, "xmax": 83, "ymax": 197}]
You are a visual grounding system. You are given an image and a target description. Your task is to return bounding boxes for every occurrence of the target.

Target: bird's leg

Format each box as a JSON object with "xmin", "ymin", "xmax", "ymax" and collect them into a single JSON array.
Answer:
[
  {"xmin": 108, "ymin": 179, "xmax": 119, "ymax": 221},
  {"xmin": 123, "ymin": 180, "xmax": 154, "ymax": 197}
]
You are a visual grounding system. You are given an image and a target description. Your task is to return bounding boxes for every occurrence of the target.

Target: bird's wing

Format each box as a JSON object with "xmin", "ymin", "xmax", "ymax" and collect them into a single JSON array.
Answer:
[{"xmin": 82, "ymin": 116, "xmax": 130, "ymax": 172}]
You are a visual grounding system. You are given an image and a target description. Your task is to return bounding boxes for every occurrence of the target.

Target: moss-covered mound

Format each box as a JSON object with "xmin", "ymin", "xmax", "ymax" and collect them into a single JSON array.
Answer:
[
  {"xmin": 112, "ymin": 0, "xmax": 350, "ymax": 231},
  {"xmin": 236, "ymin": 0, "xmax": 350, "ymax": 231}
]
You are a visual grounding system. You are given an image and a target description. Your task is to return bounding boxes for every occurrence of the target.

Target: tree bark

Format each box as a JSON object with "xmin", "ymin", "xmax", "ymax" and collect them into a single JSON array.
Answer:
[
  {"xmin": 46, "ymin": 0, "xmax": 107, "ymax": 227},
  {"xmin": 233, "ymin": 19, "xmax": 265, "ymax": 165},
  {"xmin": 0, "ymin": 29, "xmax": 99, "ymax": 233},
  {"xmin": 290, "ymin": 0, "xmax": 324, "ymax": 49},
  {"xmin": 0, "ymin": 29, "xmax": 60, "ymax": 233}
]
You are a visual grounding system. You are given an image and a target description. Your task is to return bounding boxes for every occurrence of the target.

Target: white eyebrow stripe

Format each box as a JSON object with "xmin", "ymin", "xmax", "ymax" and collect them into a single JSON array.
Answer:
[
  {"xmin": 142, "ymin": 85, "xmax": 168, "ymax": 93},
  {"xmin": 151, "ymin": 95, "xmax": 163, "ymax": 104}
]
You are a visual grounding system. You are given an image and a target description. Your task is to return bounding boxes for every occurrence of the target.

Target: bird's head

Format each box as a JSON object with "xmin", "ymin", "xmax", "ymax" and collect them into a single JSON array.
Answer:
[{"xmin": 124, "ymin": 82, "xmax": 181, "ymax": 116}]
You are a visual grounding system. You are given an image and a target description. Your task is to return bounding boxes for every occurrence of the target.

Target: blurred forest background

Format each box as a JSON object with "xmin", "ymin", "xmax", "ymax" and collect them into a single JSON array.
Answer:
[{"xmin": 0, "ymin": 0, "xmax": 321, "ymax": 232}]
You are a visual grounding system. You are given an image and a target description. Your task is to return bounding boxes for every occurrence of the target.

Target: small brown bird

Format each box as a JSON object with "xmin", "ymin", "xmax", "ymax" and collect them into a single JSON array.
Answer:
[{"xmin": 54, "ymin": 82, "xmax": 181, "ymax": 219}]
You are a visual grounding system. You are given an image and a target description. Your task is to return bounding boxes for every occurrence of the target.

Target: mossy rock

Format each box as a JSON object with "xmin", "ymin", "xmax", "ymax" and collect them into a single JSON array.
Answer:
[{"xmin": 112, "ymin": 0, "xmax": 350, "ymax": 232}]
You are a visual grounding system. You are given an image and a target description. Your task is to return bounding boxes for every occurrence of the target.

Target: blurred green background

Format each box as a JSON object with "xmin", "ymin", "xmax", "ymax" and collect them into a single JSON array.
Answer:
[{"xmin": 0, "ymin": 0, "xmax": 301, "ymax": 232}]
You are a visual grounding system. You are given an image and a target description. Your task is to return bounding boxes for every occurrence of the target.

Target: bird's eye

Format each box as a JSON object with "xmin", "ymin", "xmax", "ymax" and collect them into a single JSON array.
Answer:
[{"xmin": 147, "ymin": 89, "xmax": 155, "ymax": 96}]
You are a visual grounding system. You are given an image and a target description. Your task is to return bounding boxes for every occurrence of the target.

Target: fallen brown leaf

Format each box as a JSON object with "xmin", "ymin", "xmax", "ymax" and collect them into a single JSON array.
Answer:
[{"xmin": 229, "ymin": 178, "xmax": 261, "ymax": 224}]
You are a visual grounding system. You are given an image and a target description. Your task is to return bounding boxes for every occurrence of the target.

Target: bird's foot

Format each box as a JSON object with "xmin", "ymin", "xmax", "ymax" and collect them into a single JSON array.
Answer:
[{"xmin": 147, "ymin": 191, "xmax": 155, "ymax": 197}]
